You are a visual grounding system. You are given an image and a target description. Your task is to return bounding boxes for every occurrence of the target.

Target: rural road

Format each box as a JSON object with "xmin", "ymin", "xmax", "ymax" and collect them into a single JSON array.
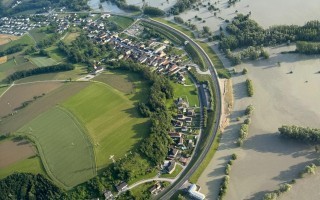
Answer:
[{"xmin": 140, "ymin": 18, "xmax": 222, "ymax": 200}]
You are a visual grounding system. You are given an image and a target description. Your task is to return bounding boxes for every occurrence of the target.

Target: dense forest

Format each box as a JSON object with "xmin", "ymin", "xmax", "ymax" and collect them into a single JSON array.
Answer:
[
  {"xmin": 279, "ymin": 125, "xmax": 320, "ymax": 144},
  {"xmin": 4, "ymin": 64, "xmax": 74, "ymax": 83},
  {"xmin": 143, "ymin": 6, "xmax": 165, "ymax": 17},
  {"xmin": 0, "ymin": 173, "xmax": 63, "ymax": 200}
]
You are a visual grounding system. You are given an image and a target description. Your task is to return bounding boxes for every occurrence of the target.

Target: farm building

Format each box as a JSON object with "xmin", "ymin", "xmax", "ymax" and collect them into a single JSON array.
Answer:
[{"xmin": 116, "ymin": 182, "xmax": 128, "ymax": 192}]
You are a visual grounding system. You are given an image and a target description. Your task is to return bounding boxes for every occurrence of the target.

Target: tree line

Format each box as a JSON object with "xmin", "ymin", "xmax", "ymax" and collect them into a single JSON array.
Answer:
[
  {"xmin": 296, "ymin": 41, "xmax": 320, "ymax": 54},
  {"xmin": 0, "ymin": 44, "xmax": 25, "ymax": 57},
  {"xmin": 279, "ymin": 125, "xmax": 320, "ymax": 144},
  {"xmin": 4, "ymin": 64, "xmax": 74, "ymax": 83}
]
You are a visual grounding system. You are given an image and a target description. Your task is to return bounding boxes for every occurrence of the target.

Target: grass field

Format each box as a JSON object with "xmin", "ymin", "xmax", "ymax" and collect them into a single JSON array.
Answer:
[
  {"xmin": 160, "ymin": 165, "xmax": 183, "ymax": 179},
  {"xmin": 171, "ymin": 76, "xmax": 199, "ymax": 107},
  {"xmin": 109, "ymin": 15, "xmax": 134, "ymax": 30},
  {"xmin": 63, "ymin": 32, "xmax": 80, "ymax": 44},
  {"xmin": 16, "ymin": 107, "xmax": 96, "ymax": 188},
  {"xmin": 93, "ymin": 71, "xmax": 134, "ymax": 94},
  {"xmin": 29, "ymin": 57, "xmax": 58, "ymax": 67},
  {"xmin": 63, "ymin": 82, "xmax": 149, "ymax": 169},
  {"xmin": 0, "ymin": 86, "xmax": 8, "ymax": 96},
  {"xmin": 0, "ymin": 34, "xmax": 34, "ymax": 52},
  {"xmin": 0, "ymin": 156, "xmax": 45, "ymax": 179},
  {"xmin": 28, "ymin": 28, "xmax": 49, "ymax": 43},
  {"xmin": 0, "ymin": 58, "xmax": 37, "ymax": 82},
  {"xmin": 46, "ymin": 46, "xmax": 65, "ymax": 62}
]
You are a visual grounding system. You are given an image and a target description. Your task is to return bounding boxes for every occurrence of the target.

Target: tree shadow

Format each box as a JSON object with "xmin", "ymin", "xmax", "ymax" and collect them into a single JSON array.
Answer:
[
  {"xmin": 233, "ymin": 81, "xmax": 247, "ymax": 100},
  {"xmin": 243, "ymin": 133, "xmax": 314, "ymax": 156}
]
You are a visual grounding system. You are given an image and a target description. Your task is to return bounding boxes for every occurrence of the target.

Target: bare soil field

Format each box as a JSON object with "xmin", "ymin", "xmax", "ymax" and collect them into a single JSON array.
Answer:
[
  {"xmin": 198, "ymin": 45, "xmax": 320, "ymax": 199},
  {"xmin": 0, "ymin": 82, "xmax": 90, "ymax": 134},
  {"xmin": 0, "ymin": 34, "xmax": 19, "ymax": 46},
  {"xmin": 0, "ymin": 139, "xmax": 35, "ymax": 168},
  {"xmin": 281, "ymin": 168, "xmax": 320, "ymax": 200},
  {"xmin": 0, "ymin": 82, "xmax": 64, "ymax": 118}
]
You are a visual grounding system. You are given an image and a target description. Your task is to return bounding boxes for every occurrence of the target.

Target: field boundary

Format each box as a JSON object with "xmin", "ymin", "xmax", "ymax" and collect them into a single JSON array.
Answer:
[{"xmin": 57, "ymin": 105, "xmax": 97, "ymax": 173}]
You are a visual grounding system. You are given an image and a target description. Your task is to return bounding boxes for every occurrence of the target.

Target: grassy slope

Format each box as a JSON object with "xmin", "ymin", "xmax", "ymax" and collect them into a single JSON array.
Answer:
[
  {"xmin": 62, "ymin": 32, "xmax": 80, "ymax": 44},
  {"xmin": 63, "ymin": 82, "xmax": 149, "ymax": 169},
  {"xmin": 17, "ymin": 107, "xmax": 96, "ymax": 189}
]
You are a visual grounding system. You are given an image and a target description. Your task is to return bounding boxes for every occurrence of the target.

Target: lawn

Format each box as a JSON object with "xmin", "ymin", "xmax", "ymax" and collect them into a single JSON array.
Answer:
[
  {"xmin": 109, "ymin": 15, "xmax": 134, "ymax": 30},
  {"xmin": 171, "ymin": 75, "xmax": 199, "ymax": 107},
  {"xmin": 0, "ymin": 156, "xmax": 45, "ymax": 179},
  {"xmin": 0, "ymin": 34, "xmax": 34, "ymax": 52},
  {"xmin": 16, "ymin": 107, "xmax": 96, "ymax": 189},
  {"xmin": 160, "ymin": 165, "xmax": 183, "ymax": 179},
  {"xmin": 63, "ymin": 82, "xmax": 150, "ymax": 169},
  {"xmin": 130, "ymin": 181, "xmax": 155, "ymax": 199},
  {"xmin": 29, "ymin": 57, "xmax": 58, "ymax": 67}
]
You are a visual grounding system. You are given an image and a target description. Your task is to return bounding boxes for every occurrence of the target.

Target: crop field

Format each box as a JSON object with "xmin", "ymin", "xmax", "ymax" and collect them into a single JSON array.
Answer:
[
  {"xmin": 0, "ymin": 34, "xmax": 34, "ymax": 52},
  {"xmin": 17, "ymin": 107, "xmax": 96, "ymax": 188},
  {"xmin": 0, "ymin": 156, "xmax": 45, "ymax": 179},
  {"xmin": 0, "ymin": 82, "xmax": 63, "ymax": 118},
  {"xmin": 0, "ymin": 82, "xmax": 90, "ymax": 134},
  {"xmin": 63, "ymin": 82, "xmax": 150, "ymax": 169},
  {"xmin": 29, "ymin": 57, "xmax": 58, "ymax": 67},
  {"xmin": 0, "ymin": 139, "xmax": 35, "ymax": 168},
  {"xmin": 63, "ymin": 32, "xmax": 80, "ymax": 44}
]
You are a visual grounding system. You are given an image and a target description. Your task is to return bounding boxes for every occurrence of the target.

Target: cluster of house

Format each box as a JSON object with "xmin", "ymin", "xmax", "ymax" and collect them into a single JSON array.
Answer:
[
  {"xmin": 162, "ymin": 97, "xmax": 198, "ymax": 175},
  {"xmin": 83, "ymin": 17, "xmax": 188, "ymax": 83},
  {"xmin": 0, "ymin": 16, "xmax": 44, "ymax": 35}
]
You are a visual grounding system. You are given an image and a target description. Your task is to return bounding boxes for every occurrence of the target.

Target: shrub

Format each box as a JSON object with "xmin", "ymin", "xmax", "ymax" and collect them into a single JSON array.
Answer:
[
  {"xmin": 246, "ymin": 79, "xmax": 254, "ymax": 97},
  {"xmin": 242, "ymin": 68, "xmax": 248, "ymax": 74},
  {"xmin": 279, "ymin": 183, "xmax": 292, "ymax": 193},
  {"xmin": 244, "ymin": 118, "xmax": 251, "ymax": 124},
  {"xmin": 245, "ymin": 105, "xmax": 254, "ymax": 115},
  {"xmin": 231, "ymin": 153, "xmax": 238, "ymax": 160},
  {"xmin": 225, "ymin": 164, "xmax": 231, "ymax": 175}
]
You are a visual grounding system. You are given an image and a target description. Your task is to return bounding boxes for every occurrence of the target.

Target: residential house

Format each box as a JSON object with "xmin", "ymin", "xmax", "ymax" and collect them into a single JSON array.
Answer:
[
  {"xmin": 188, "ymin": 184, "xmax": 205, "ymax": 200},
  {"xmin": 149, "ymin": 182, "xmax": 161, "ymax": 195},
  {"xmin": 168, "ymin": 148, "xmax": 178, "ymax": 159},
  {"xmin": 103, "ymin": 190, "xmax": 113, "ymax": 200},
  {"xmin": 116, "ymin": 182, "xmax": 128, "ymax": 192},
  {"xmin": 166, "ymin": 160, "xmax": 176, "ymax": 174}
]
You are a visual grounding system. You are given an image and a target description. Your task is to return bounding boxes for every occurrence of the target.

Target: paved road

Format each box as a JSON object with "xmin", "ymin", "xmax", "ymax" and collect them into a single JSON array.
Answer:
[{"xmin": 141, "ymin": 18, "xmax": 222, "ymax": 200}]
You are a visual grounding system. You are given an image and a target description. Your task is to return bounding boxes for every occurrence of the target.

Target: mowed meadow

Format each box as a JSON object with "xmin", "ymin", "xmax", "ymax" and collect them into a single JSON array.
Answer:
[
  {"xmin": 63, "ymin": 80, "xmax": 150, "ymax": 169},
  {"xmin": 16, "ymin": 107, "xmax": 96, "ymax": 189}
]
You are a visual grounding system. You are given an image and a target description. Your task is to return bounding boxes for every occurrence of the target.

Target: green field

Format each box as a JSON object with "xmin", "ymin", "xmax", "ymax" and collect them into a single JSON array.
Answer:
[
  {"xmin": 63, "ymin": 82, "xmax": 149, "ymax": 169},
  {"xmin": 0, "ymin": 58, "xmax": 37, "ymax": 82},
  {"xmin": 171, "ymin": 76, "xmax": 199, "ymax": 107},
  {"xmin": 46, "ymin": 46, "xmax": 65, "ymax": 62},
  {"xmin": 17, "ymin": 107, "xmax": 96, "ymax": 189},
  {"xmin": 0, "ymin": 156, "xmax": 45, "ymax": 179},
  {"xmin": 29, "ymin": 57, "xmax": 58, "ymax": 67},
  {"xmin": 63, "ymin": 32, "xmax": 80, "ymax": 44},
  {"xmin": 109, "ymin": 15, "xmax": 134, "ymax": 30},
  {"xmin": 0, "ymin": 34, "xmax": 35, "ymax": 52}
]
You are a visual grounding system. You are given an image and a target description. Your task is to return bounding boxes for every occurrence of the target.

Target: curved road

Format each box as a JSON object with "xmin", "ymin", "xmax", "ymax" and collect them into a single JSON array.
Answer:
[{"xmin": 140, "ymin": 18, "xmax": 222, "ymax": 199}]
